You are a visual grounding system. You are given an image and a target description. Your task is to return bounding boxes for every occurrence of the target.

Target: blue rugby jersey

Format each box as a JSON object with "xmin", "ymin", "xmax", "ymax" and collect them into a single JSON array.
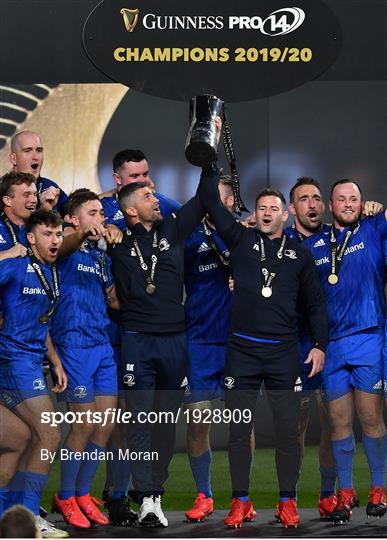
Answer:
[
  {"xmin": 101, "ymin": 191, "xmax": 181, "ymax": 231},
  {"xmin": 50, "ymin": 242, "xmax": 114, "ymax": 348},
  {"xmin": 0, "ymin": 218, "xmax": 27, "ymax": 250},
  {"xmin": 0, "ymin": 217, "xmax": 27, "ymax": 313},
  {"xmin": 304, "ymin": 214, "xmax": 387, "ymax": 340},
  {"xmin": 284, "ymin": 223, "xmax": 331, "ymax": 243},
  {"xmin": 184, "ymin": 222, "xmax": 233, "ymax": 344},
  {"xmin": 36, "ymin": 176, "xmax": 68, "ymax": 215},
  {"xmin": 285, "ymin": 224, "xmax": 331, "ymax": 350},
  {"xmin": 0, "ymin": 257, "xmax": 58, "ymax": 357}
]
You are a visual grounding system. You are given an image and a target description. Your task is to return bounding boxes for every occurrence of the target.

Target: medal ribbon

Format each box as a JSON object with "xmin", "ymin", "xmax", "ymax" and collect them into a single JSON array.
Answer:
[
  {"xmin": 259, "ymin": 233, "xmax": 287, "ymax": 291},
  {"xmin": 203, "ymin": 219, "xmax": 230, "ymax": 270},
  {"xmin": 291, "ymin": 223, "xmax": 306, "ymax": 243},
  {"xmin": 128, "ymin": 229, "xmax": 159, "ymax": 293},
  {"xmin": 86, "ymin": 240, "xmax": 110, "ymax": 288},
  {"xmin": 27, "ymin": 246, "xmax": 60, "ymax": 323},
  {"xmin": 1, "ymin": 212, "xmax": 19, "ymax": 246},
  {"xmin": 329, "ymin": 222, "xmax": 360, "ymax": 279},
  {"xmin": 222, "ymin": 105, "xmax": 249, "ymax": 216}
]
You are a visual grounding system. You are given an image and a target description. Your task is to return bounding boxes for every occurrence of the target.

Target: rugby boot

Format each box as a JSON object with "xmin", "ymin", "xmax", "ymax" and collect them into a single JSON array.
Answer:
[
  {"xmin": 52, "ymin": 494, "xmax": 90, "ymax": 528},
  {"xmin": 105, "ymin": 496, "xmax": 138, "ymax": 526},
  {"xmin": 138, "ymin": 496, "xmax": 160, "ymax": 527},
  {"xmin": 331, "ymin": 488, "xmax": 359, "ymax": 524},
  {"xmin": 276, "ymin": 499, "xmax": 300, "ymax": 528},
  {"xmin": 185, "ymin": 492, "xmax": 214, "ymax": 522},
  {"xmin": 35, "ymin": 515, "xmax": 70, "ymax": 538},
  {"xmin": 224, "ymin": 498, "xmax": 256, "ymax": 528},
  {"xmin": 75, "ymin": 493, "xmax": 109, "ymax": 525},
  {"xmin": 366, "ymin": 486, "xmax": 387, "ymax": 518},
  {"xmin": 154, "ymin": 495, "xmax": 168, "ymax": 527},
  {"xmin": 318, "ymin": 493, "xmax": 337, "ymax": 519}
]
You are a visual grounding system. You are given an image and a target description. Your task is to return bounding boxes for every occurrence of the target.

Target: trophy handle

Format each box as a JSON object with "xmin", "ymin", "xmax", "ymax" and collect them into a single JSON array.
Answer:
[{"xmin": 189, "ymin": 98, "xmax": 195, "ymax": 124}]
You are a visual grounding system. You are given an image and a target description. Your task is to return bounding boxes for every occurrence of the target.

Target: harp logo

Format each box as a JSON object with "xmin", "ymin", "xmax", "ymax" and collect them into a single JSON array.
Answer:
[{"xmin": 121, "ymin": 8, "xmax": 139, "ymax": 32}]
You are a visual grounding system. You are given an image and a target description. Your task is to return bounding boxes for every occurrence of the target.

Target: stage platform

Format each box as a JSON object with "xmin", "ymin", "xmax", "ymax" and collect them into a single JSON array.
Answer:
[{"xmin": 47, "ymin": 507, "xmax": 387, "ymax": 538}]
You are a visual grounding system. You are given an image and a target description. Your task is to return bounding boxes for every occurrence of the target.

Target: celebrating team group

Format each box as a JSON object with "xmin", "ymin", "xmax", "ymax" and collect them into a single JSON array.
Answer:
[{"xmin": 0, "ymin": 128, "xmax": 386, "ymax": 538}]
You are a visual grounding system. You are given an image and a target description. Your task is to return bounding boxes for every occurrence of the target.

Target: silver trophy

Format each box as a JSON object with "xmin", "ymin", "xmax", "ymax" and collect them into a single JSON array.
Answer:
[
  {"xmin": 185, "ymin": 95, "xmax": 224, "ymax": 168},
  {"xmin": 185, "ymin": 94, "xmax": 249, "ymax": 215}
]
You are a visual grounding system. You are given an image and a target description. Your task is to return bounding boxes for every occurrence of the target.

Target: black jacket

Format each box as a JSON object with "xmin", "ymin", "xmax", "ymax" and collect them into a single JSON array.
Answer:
[
  {"xmin": 198, "ymin": 166, "xmax": 329, "ymax": 350},
  {"xmin": 108, "ymin": 189, "xmax": 205, "ymax": 334}
]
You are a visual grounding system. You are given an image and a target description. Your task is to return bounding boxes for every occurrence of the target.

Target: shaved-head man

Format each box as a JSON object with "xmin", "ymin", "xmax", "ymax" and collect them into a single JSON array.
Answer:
[{"xmin": 10, "ymin": 131, "xmax": 68, "ymax": 214}]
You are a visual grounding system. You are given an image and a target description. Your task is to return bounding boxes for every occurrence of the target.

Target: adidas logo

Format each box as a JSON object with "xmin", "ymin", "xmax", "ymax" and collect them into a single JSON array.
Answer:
[
  {"xmin": 130, "ymin": 248, "xmax": 137, "ymax": 257},
  {"xmin": 180, "ymin": 377, "xmax": 188, "ymax": 388},
  {"xmin": 313, "ymin": 238, "xmax": 326, "ymax": 248},
  {"xmin": 294, "ymin": 376, "xmax": 303, "ymax": 392},
  {"xmin": 373, "ymin": 380, "xmax": 383, "ymax": 390},
  {"xmin": 252, "ymin": 243, "xmax": 260, "ymax": 252},
  {"xmin": 27, "ymin": 264, "xmax": 35, "ymax": 273},
  {"xmin": 113, "ymin": 210, "xmax": 123, "ymax": 221},
  {"xmin": 0, "ymin": 234, "xmax": 6, "ymax": 244},
  {"xmin": 197, "ymin": 242, "xmax": 211, "ymax": 253}
]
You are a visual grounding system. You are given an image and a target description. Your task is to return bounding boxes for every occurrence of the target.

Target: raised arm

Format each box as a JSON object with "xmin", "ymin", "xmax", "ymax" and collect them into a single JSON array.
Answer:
[{"xmin": 197, "ymin": 164, "xmax": 244, "ymax": 249}]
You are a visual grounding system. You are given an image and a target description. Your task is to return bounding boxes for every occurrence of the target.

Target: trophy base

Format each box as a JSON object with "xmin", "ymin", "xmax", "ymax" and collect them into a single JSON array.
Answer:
[{"xmin": 185, "ymin": 141, "xmax": 217, "ymax": 168}]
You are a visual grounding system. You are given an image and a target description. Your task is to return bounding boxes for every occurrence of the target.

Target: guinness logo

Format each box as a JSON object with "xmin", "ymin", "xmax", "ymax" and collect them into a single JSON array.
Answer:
[{"xmin": 121, "ymin": 8, "xmax": 139, "ymax": 33}]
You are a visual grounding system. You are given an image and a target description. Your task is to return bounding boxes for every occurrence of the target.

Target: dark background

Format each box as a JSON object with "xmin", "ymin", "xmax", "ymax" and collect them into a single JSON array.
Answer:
[{"xmin": 0, "ymin": 1, "xmax": 385, "ymax": 211}]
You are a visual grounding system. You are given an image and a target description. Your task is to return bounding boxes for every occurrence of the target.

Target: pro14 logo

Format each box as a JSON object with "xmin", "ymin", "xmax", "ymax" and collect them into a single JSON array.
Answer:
[
  {"xmin": 229, "ymin": 8, "xmax": 306, "ymax": 36},
  {"xmin": 130, "ymin": 8, "xmax": 306, "ymax": 37}
]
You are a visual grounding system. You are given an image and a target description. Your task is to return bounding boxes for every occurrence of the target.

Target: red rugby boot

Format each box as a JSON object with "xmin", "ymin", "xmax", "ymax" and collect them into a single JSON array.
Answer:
[
  {"xmin": 185, "ymin": 492, "xmax": 214, "ymax": 522},
  {"xmin": 331, "ymin": 488, "xmax": 359, "ymax": 524},
  {"xmin": 52, "ymin": 494, "xmax": 90, "ymax": 528},
  {"xmin": 276, "ymin": 499, "xmax": 300, "ymax": 528},
  {"xmin": 318, "ymin": 493, "xmax": 337, "ymax": 518},
  {"xmin": 75, "ymin": 494, "xmax": 109, "ymax": 525},
  {"xmin": 366, "ymin": 486, "xmax": 387, "ymax": 518},
  {"xmin": 224, "ymin": 498, "xmax": 256, "ymax": 528}
]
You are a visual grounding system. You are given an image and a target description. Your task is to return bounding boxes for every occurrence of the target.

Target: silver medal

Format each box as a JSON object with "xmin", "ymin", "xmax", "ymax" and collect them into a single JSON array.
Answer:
[
  {"xmin": 261, "ymin": 286, "xmax": 272, "ymax": 298},
  {"xmin": 146, "ymin": 283, "xmax": 156, "ymax": 295}
]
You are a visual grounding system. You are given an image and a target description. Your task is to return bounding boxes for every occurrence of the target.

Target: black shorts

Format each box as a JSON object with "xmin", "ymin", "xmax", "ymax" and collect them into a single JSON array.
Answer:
[{"xmin": 225, "ymin": 334, "xmax": 301, "ymax": 391}]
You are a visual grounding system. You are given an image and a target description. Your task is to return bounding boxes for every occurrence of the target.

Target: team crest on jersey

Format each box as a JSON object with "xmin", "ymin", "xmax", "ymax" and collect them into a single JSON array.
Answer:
[
  {"xmin": 74, "ymin": 385, "xmax": 88, "ymax": 398},
  {"xmin": 123, "ymin": 374, "xmax": 135, "ymax": 386},
  {"xmin": 113, "ymin": 210, "xmax": 124, "ymax": 221},
  {"xmin": 313, "ymin": 238, "xmax": 326, "ymax": 248},
  {"xmin": 284, "ymin": 249, "xmax": 297, "ymax": 260},
  {"xmin": 224, "ymin": 376, "xmax": 235, "ymax": 389},
  {"xmin": 197, "ymin": 242, "xmax": 211, "ymax": 253},
  {"xmin": 159, "ymin": 238, "xmax": 170, "ymax": 251},
  {"xmin": 33, "ymin": 378, "xmax": 46, "ymax": 391},
  {"xmin": 0, "ymin": 234, "xmax": 6, "ymax": 244},
  {"xmin": 294, "ymin": 377, "xmax": 303, "ymax": 392}
]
